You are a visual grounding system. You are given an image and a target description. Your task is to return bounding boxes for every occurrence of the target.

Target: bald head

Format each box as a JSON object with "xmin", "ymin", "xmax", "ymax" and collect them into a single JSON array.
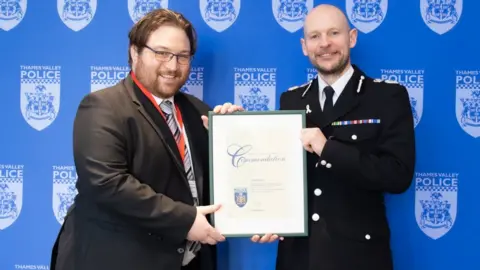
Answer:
[
  {"xmin": 304, "ymin": 4, "xmax": 351, "ymax": 35},
  {"xmin": 300, "ymin": 4, "xmax": 357, "ymax": 79}
]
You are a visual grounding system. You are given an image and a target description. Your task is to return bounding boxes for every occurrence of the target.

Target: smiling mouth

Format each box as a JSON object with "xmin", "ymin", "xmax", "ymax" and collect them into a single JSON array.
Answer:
[
  {"xmin": 160, "ymin": 74, "xmax": 176, "ymax": 80},
  {"xmin": 317, "ymin": 52, "xmax": 338, "ymax": 58}
]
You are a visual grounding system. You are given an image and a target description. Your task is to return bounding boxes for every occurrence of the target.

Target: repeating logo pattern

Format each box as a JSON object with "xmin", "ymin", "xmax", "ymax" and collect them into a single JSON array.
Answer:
[
  {"xmin": 346, "ymin": 0, "xmax": 388, "ymax": 33},
  {"xmin": 455, "ymin": 70, "xmax": 480, "ymax": 138},
  {"xmin": 272, "ymin": 0, "xmax": 313, "ymax": 33},
  {"xmin": 57, "ymin": 0, "xmax": 97, "ymax": 31},
  {"xmin": 234, "ymin": 67, "xmax": 276, "ymax": 111},
  {"xmin": 20, "ymin": 66, "xmax": 61, "ymax": 131},
  {"xmin": 128, "ymin": 0, "xmax": 168, "ymax": 23},
  {"xmin": 0, "ymin": 164, "xmax": 23, "ymax": 230},
  {"xmin": 415, "ymin": 172, "xmax": 458, "ymax": 240},
  {"xmin": 0, "ymin": 0, "xmax": 27, "ymax": 31},
  {"xmin": 420, "ymin": 0, "xmax": 462, "ymax": 35},
  {"xmin": 200, "ymin": 0, "xmax": 240, "ymax": 32}
]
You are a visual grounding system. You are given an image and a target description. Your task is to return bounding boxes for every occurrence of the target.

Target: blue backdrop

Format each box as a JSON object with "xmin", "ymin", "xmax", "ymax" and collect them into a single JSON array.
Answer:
[{"xmin": 0, "ymin": 0, "xmax": 477, "ymax": 269}]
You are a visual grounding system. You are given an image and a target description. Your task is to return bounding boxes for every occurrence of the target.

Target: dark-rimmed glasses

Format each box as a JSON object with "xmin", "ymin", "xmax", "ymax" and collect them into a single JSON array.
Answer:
[{"xmin": 144, "ymin": 45, "xmax": 192, "ymax": 65}]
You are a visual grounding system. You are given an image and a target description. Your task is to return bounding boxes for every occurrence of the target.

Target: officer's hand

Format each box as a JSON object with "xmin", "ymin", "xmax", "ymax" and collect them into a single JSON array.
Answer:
[
  {"xmin": 301, "ymin": 128, "xmax": 327, "ymax": 156},
  {"xmin": 250, "ymin": 234, "xmax": 284, "ymax": 243},
  {"xmin": 201, "ymin": 102, "xmax": 244, "ymax": 129}
]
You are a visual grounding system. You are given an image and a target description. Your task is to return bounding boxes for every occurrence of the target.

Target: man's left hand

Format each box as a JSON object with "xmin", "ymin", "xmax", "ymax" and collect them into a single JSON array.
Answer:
[
  {"xmin": 201, "ymin": 102, "xmax": 244, "ymax": 129},
  {"xmin": 301, "ymin": 128, "xmax": 327, "ymax": 156}
]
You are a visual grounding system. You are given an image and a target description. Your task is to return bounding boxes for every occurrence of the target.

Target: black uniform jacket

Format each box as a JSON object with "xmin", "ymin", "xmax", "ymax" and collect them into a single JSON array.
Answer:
[
  {"xmin": 50, "ymin": 75, "xmax": 216, "ymax": 270},
  {"xmin": 275, "ymin": 65, "xmax": 416, "ymax": 270}
]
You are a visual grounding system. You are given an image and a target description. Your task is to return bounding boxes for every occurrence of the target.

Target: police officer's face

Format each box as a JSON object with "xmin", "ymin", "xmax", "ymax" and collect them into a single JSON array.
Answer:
[
  {"xmin": 130, "ymin": 25, "xmax": 191, "ymax": 98},
  {"xmin": 301, "ymin": 6, "xmax": 357, "ymax": 76}
]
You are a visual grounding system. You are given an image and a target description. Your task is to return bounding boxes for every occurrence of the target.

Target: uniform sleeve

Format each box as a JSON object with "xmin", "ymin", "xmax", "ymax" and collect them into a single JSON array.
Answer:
[
  {"xmin": 73, "ymin": 93, "xmax": 196, "ymax": 243},
  {"xmin": 318, "ymin": 84, "xmax": 416, "ymax": 194}
]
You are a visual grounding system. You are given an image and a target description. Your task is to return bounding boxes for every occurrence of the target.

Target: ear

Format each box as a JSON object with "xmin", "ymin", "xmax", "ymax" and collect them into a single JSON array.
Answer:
[
  {"xmin": 349, "ymin": 28, "xmax": 358, "ymax": 49},
  {"xmin": 130, "ymin": 45, "xmax": 139, "ymax": 68},
  {"xmin": 300, "ymin": 38, "xmax": 308, "ymax": 56}
]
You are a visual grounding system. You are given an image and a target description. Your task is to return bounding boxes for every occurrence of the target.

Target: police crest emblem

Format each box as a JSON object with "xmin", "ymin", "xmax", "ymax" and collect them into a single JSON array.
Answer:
[
  {"xmin": 20, "ymin": 83, "xmax": 60, "ymax": 131},
  {"xmin": 346, "ymin": 0, "xmax": 388, "ymax": 34},
  {"xmin": 57, "ymin": 0, "xmax": 97, "ymax": 31},
  {"xmin": 272, "ymin": 0, "xmax": 313, "ymax": 33},
  {"xmin": 200, "ymin": 0, "xmax": 240, "ymax": 32},
  {"xmin": 234, "ymin": 187, "xmax": 248, "ymax": 208},
  {"xmin": 128, "ymin": 0, "xmax": 168, "ymax": 23},
  {"xmin": 456, "ymin": 83, "xmax": 480, "ymax": 138},
  {"xmin": 420, "ymin": 0, "xmax": 462, "ymax": 35},
  {"xmin": 53, "ymin": 183, "xmax": 77, "ymax": 225},
  {"xmin": 0, "ymin": 180, "xmax": 22, "ymax": 230},
  {"xmin": 415, "ymin": 177, "xmax": 457, "ymax": 240},
  {"xmin": 0, "ymin": 0, "xmax": 27, "ymax": 31}
]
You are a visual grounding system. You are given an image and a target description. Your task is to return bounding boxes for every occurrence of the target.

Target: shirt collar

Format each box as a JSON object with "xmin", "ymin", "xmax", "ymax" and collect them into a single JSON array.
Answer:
[
  {"xmin": 317, "ymin": 64, "xmax": 354, "ymax": 97},
  {"xmin": 152, "ymin": 95, "xmax": 175, "ymax": 107}
]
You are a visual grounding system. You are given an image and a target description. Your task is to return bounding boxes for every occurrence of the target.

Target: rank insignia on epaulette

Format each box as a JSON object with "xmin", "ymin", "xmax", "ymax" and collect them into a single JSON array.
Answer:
[
  {"xmin": 331, "ymin": 119, "xmax": 381, "ymax": 126},
  {"xmin": 288, "ymin": 82, "xmax": 309, "ymax": 91}
]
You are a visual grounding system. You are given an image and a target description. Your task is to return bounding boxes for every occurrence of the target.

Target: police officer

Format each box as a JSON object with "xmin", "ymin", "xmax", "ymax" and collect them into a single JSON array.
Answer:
[{"xmin": 251, "ymin": 4, "xmax": 416, "ymax": 270}]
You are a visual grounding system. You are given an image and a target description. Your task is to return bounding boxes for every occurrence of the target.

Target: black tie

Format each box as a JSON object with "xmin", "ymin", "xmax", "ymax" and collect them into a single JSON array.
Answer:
[{"xmin": 323, "ymin": 86, "xmax": 334, "ymax": 118}]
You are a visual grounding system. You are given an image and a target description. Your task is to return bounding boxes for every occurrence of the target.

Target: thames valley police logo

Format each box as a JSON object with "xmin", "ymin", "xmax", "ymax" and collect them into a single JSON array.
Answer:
[
  {"xmin": 200, "ymin": 0, "xmax": 240, "ymax": 33},
  {"xmin": 346, "ymin": 0, "xmax": 388, "ymax": 34},
  {"xmin": 128, "ymin": 0, "xmax": 168, "ymax": 23},
  {"xmin": 234, "ymin": 187, "xmax": 247, "ymax": 207},
  {"xmin": 0, "ymin": 164, "xmax": 23, "ymax": 230},
  {"xmin": 272, "ymin": 0, "xmax": 313, "ymax": 33},
  {"xmin": 420, "ymin": 0, "xmax": 462, "ymax": 35},
  {"xmin": 21, "ymin": 66, "xmax": 61, "ymax": 131},
  {"xmin": 455, "ymin": 71, "xmax": 480, "ymax": 138},
  {"xmin": 53, "ymin": 166, "xmax": 78, "ymax": 224},
  {"xmin": 234, "ymin": 67, "xmax": 276, "ymax": 111},
  {"xmin": 381, "ymin": 69, "xmax": 424, "ymax": 128},
  {"xmin": 0, "ymin": 0, "xmax": 27, "ymax": 31},
  {"xmin": 415, "ymin": 172, "xmax": 458, "ymax": 240},
  {"xmin": 57, "ymin": 0, "xmax": 97, "ymax": 31},
  {"xmin": 90, "ymin": 66, "xmax": 130, "ymax": 92}
]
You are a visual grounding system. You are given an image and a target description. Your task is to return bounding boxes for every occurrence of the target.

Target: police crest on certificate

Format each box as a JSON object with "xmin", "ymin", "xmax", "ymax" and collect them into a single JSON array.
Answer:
[{"xmin": 208, "ymin": 111, "xmax": 308, "ymax": 237}]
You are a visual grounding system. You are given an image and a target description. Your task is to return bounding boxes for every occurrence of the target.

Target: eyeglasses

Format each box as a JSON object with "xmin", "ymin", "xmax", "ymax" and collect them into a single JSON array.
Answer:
[{"xmin": 144, "ymin": 45, "xmax": 192, "ymax": 65}]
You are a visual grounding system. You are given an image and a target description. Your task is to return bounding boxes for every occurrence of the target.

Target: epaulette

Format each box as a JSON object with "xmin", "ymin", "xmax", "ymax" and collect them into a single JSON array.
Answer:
[
  {"xmin": 373, "ymin": 78, "xmax": 399, "ymax": 84},
  {"xmin": 288, "ymin": 81, "xmax": 309, "ymax": 91}
]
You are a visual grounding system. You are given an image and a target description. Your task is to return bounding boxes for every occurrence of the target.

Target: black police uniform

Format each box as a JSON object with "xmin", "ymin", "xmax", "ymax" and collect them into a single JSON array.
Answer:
[{"xmin": 275, "ymin": 65, "xmax": 416, "ymax": 270}]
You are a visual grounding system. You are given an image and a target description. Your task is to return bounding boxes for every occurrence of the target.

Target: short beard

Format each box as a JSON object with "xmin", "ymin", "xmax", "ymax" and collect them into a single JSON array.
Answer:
[{"xmin": 314, "ymin": 55, "xmax": 349, "ymax": 77}]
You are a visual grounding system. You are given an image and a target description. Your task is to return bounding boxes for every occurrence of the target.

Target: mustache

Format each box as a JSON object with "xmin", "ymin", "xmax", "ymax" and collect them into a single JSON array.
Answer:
[{"xmin": 158, "ymin": 70, "xmax": 180, "ymax": 77}]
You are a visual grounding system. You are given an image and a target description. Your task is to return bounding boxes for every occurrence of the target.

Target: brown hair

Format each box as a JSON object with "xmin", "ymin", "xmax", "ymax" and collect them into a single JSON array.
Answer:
[{"xmin": 127, "ymin": 9, "xmax": 197, "ymax": 67}]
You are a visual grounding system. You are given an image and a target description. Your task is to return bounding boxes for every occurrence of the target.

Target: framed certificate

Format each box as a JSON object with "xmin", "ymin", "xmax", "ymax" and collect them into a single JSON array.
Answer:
[{"xmin": 208, "ymin": 110, "xmax": 308, "ymax": 237}]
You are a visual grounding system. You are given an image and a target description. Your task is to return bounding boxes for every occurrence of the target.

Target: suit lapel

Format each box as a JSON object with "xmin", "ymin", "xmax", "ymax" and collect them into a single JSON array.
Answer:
[
  {"xmin": 125, "ymin": 77, "xmax": 188, "ymax": 186},
  {"xmin": 175, "ymin": 94, "xmax": 206, "ymax": 202},
  {"xmin": 300, "ymin": 78, "xmax": 325, "ymax": 128}
]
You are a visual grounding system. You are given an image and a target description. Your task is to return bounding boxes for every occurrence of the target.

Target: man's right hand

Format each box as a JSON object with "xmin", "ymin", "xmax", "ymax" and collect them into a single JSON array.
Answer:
[{"xmin": 187, "ymin": 204, "xmax": 225, "ymax": 245}]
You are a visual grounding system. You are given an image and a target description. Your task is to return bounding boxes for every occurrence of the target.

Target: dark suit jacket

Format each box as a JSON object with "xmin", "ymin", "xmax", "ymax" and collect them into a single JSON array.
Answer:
[
  {"xmin": 276, "ymin": 65, "xmax": 416, "ymax": 270},
  {"xmin": 50, "ymin": 74, "xmax": 215, "ymax": 270}
]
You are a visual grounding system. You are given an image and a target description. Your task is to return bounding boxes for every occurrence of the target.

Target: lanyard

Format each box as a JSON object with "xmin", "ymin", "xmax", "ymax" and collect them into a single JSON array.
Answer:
[{"xmin": 131, "ymin": 71, "xmax": 186, "ymax": 160}]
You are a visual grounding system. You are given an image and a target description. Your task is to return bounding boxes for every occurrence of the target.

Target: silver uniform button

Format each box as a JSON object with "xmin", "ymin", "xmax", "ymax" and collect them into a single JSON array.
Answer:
[
  {"xmin": 314, "ymin": 188, "xmax": 322, "ymax": 196},
  {"xmin": 326, "ymin": 163, "xmax": 332, "ymax": 168},
  {"xmin": 321, "ymin": 160, "xmax": 327, "ymax": 166},
  {"xmin": 312, "ymin": 213, "xmax": 320, "ymax": 221},
  {"xmin": 177, "ymin": 248, "xmax": 185, "ymax": 253},
  {"xmin": 351, "ymin": 134, "xmax": 357, "ymax": 140},
  {"xmin": 365, "ymin": 234, "xmax": 371, "ymax": 240}
]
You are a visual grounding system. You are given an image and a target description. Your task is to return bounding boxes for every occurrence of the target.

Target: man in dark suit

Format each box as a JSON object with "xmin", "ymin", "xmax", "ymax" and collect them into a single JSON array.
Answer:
[
  {"xmin": 50, "ymin": 9, "xmax": 242, "ymax": 270},
  {"xmin": 252, "ymin": 4, "xmax": 416, "ymax": 270}
]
